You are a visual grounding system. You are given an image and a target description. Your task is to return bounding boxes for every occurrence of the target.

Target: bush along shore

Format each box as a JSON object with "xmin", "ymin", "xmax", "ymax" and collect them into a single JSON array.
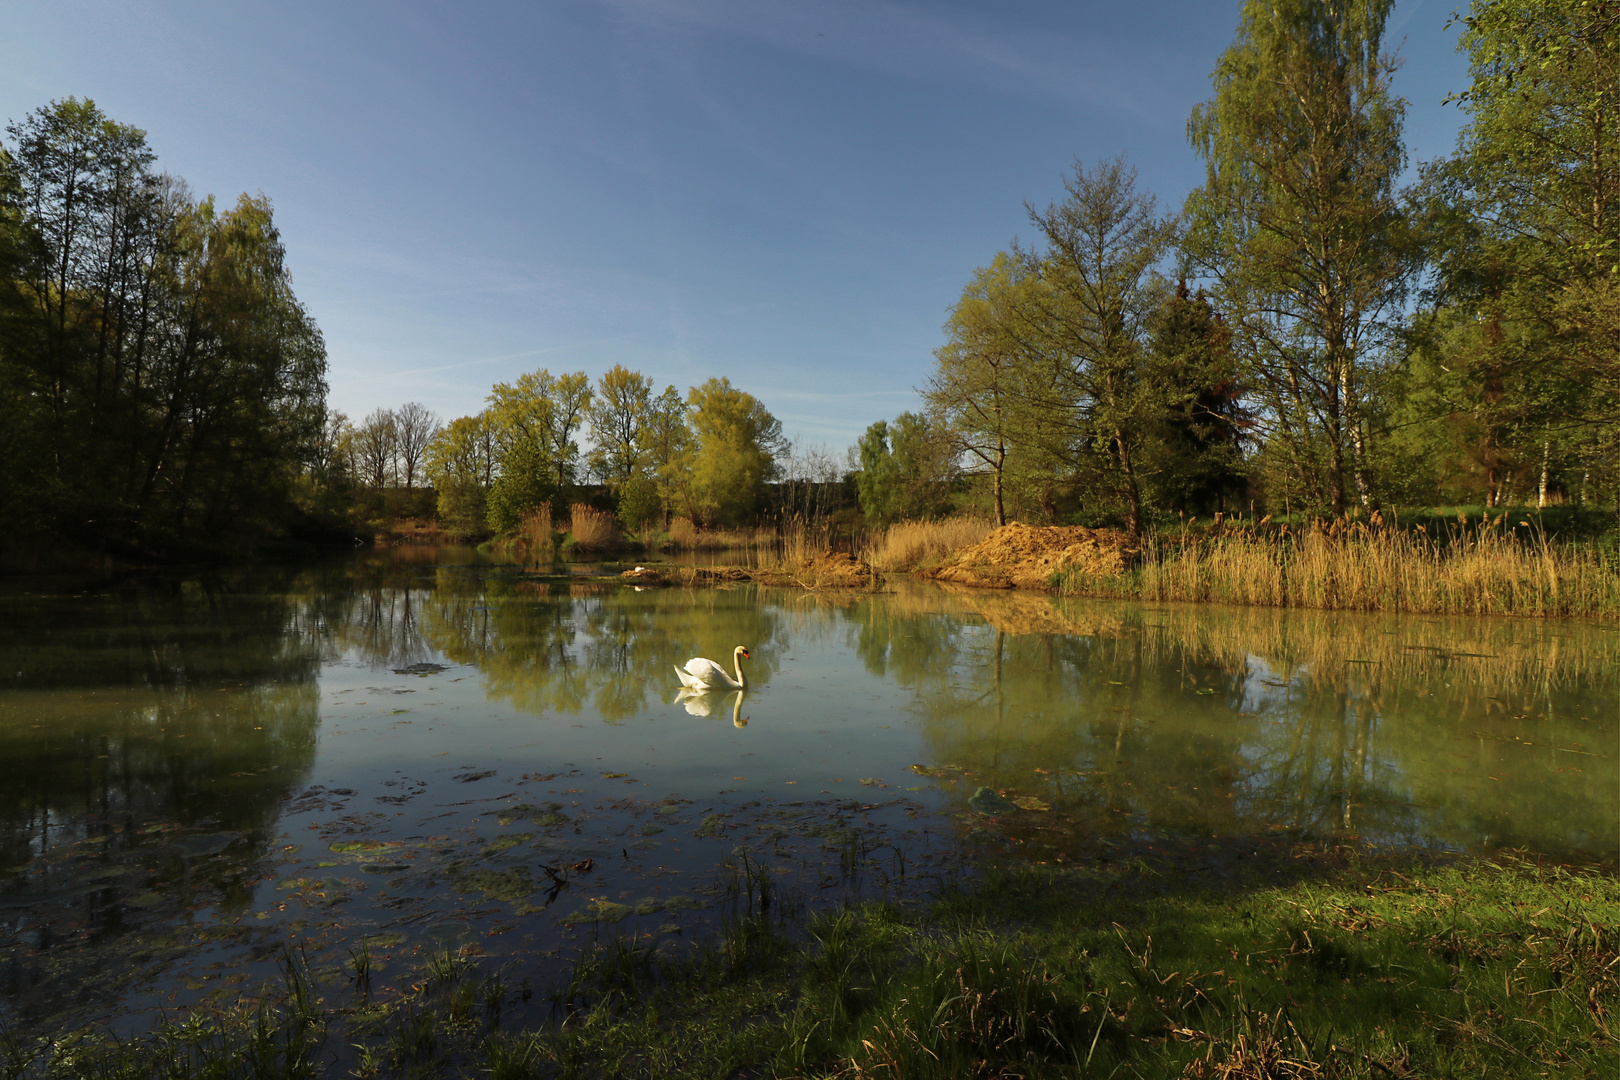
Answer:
[{"xmin": 6, "ymin": 851, "xmax": 1612, "ymax": 1079}]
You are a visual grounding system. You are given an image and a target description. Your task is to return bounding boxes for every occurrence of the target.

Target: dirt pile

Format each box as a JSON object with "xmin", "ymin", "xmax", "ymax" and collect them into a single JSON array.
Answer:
[
  {"xmin": 922, "ymin": 523, "xmax": 1139, "ymax": 591},
  {"xmin": 781, "ymin": 550, "xmax": 875, "ymax": 589}
]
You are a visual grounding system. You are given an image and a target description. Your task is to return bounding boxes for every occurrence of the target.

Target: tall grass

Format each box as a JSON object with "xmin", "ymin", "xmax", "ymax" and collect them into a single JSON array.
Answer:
[
  {"xmin": 1056, "ymin": 517, "xmax": 1620, "ymax": 618},
  {"xmin": 668, "ymin": 516, "xmax": 701, "ymax": 548},
  {"xmin": 665, "ymin": 516, "xmax": 783, "ymax": 550},
  {"xmin": 496, "ymin": 505, "xmax": 555, "ymax": 563},
  {"xmin": 566, "ymin": 503, "xmax": 619, "ymax": 551},
  {"xmin": 864, "ymin": 515, "xmax": 996, "ymax": 572}
]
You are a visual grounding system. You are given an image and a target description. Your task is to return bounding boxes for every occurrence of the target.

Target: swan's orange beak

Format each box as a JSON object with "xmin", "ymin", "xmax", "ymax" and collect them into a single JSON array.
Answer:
[{"xmin": 741, "ymin": 649, "xmax": 751, "ymax": 659}]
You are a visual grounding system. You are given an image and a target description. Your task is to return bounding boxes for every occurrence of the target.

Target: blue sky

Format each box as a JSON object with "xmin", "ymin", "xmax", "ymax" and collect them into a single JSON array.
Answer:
[{"xmin": 1, "ymin": 0, "xmax": 1470, "ymax": 450}]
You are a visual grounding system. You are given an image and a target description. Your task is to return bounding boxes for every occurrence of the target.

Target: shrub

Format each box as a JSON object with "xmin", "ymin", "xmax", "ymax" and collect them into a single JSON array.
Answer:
[{"xmin": 617, "ymin": 477, "xmax": 661, "ymax": 531}]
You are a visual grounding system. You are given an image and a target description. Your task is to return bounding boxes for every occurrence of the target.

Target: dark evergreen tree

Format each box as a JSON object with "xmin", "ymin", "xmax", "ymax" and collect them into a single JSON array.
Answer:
[{"xmin": 1147, "ymin": 282, "xmax": 1249, "ymax": 515}]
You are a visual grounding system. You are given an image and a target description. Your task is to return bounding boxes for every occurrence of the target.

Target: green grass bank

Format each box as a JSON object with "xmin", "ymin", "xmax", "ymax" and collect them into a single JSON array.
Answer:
[{"xmin": 9, "ymin": 852, "xmax": 1613, "ymax": 1079}]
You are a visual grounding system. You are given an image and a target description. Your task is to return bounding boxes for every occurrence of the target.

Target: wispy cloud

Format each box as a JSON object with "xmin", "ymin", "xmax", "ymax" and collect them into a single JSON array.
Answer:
[{"xmin": 592, "ymin": 0, "xmax": 1184, "ymax": 124}]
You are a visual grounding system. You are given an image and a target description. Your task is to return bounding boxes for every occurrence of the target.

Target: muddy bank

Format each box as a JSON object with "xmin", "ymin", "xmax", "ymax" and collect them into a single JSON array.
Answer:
[{"xmin": 622, "ymin": 550, "xmax": 878, "ymax": 590}]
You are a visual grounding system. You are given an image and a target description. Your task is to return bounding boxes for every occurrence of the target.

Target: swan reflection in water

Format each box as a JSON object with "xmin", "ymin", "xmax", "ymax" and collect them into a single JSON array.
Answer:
[{"xmin": 673, "ymin": 688, "xmax": 749, "ymax": 727}]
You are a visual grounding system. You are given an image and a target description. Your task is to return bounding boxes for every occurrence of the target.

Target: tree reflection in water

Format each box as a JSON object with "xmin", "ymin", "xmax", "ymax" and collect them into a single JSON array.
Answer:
[
  {"xmin": 318, "ymin": 554, "xmax": 1613, "ymax": 863},
  {"xmin": 868, "ymin": 585, "xmax": 1616, "ymax": 861},
  {"xmin": 0, "ymin": 552, "xmax": 1611, "ymax": 1031}
]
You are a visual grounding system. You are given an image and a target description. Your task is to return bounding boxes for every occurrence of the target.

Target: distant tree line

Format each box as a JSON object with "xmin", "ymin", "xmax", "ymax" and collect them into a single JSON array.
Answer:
[
  {"xmin": 322, "ymin": 368, "xmax": 839, "ymax": 538},
  {"xmin": 0, "ymin": 98, "xmax": 328, "ymax": 561},
  {"xmin": 858, "ymin": 0, "xmax": 1618, "ymax": 532}
]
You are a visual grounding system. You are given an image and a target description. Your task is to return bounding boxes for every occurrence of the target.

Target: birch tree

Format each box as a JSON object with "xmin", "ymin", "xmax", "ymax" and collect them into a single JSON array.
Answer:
[{"xmin": 1183, "ymin": 0, "xmax": 1419, "ymax": 515}]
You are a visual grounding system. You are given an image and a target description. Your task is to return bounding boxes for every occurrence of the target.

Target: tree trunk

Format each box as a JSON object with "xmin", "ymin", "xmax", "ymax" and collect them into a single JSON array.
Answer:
[
  {"xmin": 1342, "ymin": 364, "xmax": 1377, "ymax": 512},
  {"xmin": 1114, "ymin": 426, "xmax": 1143, "ymax": 538},
  {"xmin": 1537, "ymin": 437, "xmax": 1551, "ymax": 508},
  {"xmin": 992, "ymin": 443, "xmax": 1006, "ymax": 527}
]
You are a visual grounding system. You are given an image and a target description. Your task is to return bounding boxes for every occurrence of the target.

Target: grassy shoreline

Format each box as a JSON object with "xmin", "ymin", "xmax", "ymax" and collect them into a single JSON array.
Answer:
[
  {"xmin": 10, "ymin": 851, "xmax": 1613, "ymax": 1079},
  {"xmin": 1060, "ymin": 524, "xmax": 1620, "ymax": 618},
  {"xmin": 851, "ymin": 514, "xmax": 1620, "ymax": 618}
]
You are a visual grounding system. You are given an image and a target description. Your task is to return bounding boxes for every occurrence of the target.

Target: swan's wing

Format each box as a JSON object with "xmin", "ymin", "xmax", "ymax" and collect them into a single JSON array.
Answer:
[
  {"xmin": 674, "ymin": 663, "xmax": 709, "ymax": 689},
  {"xmin": 679, "ymin": 657, "xmax": 727, "ymax": 685}
]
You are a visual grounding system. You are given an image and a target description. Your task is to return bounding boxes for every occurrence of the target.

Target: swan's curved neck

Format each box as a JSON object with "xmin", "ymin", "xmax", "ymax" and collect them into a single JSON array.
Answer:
[{"xmin": 733, "ymin": 650, "xmax": 748, "ymax": 688}]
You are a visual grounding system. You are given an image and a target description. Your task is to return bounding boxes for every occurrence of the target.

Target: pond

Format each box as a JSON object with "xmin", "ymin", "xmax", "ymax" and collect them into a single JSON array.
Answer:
[{"xmin": 2, "ymin": 546, "xmax": 1614, "ymax": 1033}]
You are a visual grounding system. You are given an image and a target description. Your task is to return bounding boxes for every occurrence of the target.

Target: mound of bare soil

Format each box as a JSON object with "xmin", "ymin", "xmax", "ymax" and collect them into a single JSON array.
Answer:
[
  {"xmin": 921, "ymin": 522, "xmax": 1139, "ymax": 591},
  {"xmin": 768, "ymin": 550, "xmax": 874, "ymax": 589}
]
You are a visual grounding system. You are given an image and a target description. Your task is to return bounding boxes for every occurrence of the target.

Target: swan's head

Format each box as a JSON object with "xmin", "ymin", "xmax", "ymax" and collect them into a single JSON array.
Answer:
[{"xmin": 736, "ymin": 646, "xmax": 751, "ymax": 660}]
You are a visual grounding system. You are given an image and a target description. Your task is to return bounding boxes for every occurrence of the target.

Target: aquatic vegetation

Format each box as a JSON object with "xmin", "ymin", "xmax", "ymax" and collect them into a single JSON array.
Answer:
[
  {"xmin": 967, "ymin": 786, "xmax": 1018, "ymax": 815},
  {"xmin": 448, "ymin": 866, "xmax": 535, "ymax": 903}
]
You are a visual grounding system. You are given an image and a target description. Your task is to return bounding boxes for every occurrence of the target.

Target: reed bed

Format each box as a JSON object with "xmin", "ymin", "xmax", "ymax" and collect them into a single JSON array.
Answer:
[
  {"xmin": 865, "ymin": 515, "xmax": 997, "ymax": 572},
  {"xmin": 1057, "ymin": 519, "xmax": 1619, "ymax": 618},
  {"xmin": 566, "ymin": 502, "xmax": 620, "ymax": 551},
  {"xmin": 495, "ymin": 505, "xmax": 555, "ymax": 563},
  {"xmin": 667, "ymin": 516, "xmax": 701, "ymax": 547}
]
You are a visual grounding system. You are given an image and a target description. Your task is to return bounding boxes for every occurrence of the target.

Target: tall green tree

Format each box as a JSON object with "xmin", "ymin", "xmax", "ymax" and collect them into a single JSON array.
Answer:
[
  {"xmin": 642, "ymin": 385, "xmax": 691, "ymax": 525},
  {"xmin": 856, "ymin": 420, "xmax": 902, "ymax": 527},
  {"xmin": 683, "ymin": 377, "xmax": 784, "ymax": 526},
  {"xmin": 487, "ymin": 368, "xmax": 592, "ymax": 509},
  {"xmin": 1027, "ymin": 157, "xmax": 1178, "ymax": 536},
  {"xmin": 1145, "ymin": 282, "xmax": 1249, "ymax": 515},
  {"xmin": 0, "ymin": 98, "xmax": 328, "ymax": 553},
  {"xmin": 856, "ymin": 413, "xmax": 954, "ymax": 527},
  {"xmin": 425, "ymin": 412, "xmax": 496, "ymax": 531},
  {"xmin": 585, "ymin": 364, "xmax": 654, "ymax": 488},
  {"xmin": 928, "ymin": 253, "xmax": 1047, "ymax": 526},
  {"xmin": 1430, "ymin": 0, "xmax": 1620, "ymax": 504},
  {"xmin": 1184, "ymin": 0, "xmax": 1419, "ymax": 515}
]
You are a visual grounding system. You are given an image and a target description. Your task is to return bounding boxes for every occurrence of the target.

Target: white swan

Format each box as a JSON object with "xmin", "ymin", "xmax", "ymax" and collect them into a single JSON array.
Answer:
[{"xmin": 674, "ymin": 645, "xmax": 750, "ymax": 690}]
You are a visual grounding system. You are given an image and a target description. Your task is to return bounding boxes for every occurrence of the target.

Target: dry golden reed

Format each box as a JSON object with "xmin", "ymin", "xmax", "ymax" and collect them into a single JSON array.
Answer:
[
  {"xmin": 505, "ymin": 504, "xmax": 554, "ymax": 562},
  {"xmin": 865, "ymin": 516, "xmax": 997, "ymax": 572},
  {"xmin": 1058, "ymin": 518, "xmax": 1619, "ymax": 619},
  {"xmin": 567, "ymin": 503, "xmax": 619, "ymax": 550},
  {"xmin": 668, "ymin": 517, "xmax": 701, "ymax": 547}
]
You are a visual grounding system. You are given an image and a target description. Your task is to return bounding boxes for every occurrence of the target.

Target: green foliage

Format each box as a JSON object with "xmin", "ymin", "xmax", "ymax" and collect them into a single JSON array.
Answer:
[
  {"xmin": 1144, "ymin": 282, "xmax": 1249, "ymax": 515},
  {"xmin": 425, "ymin": 413, "xmax": 494, "ymax": 534},
  {"xmin": 487, "ymin": 368, "xmax": 592, "ymax": 498},
  {"xmin": 1184, "ymin": 0, "xmax": 1417, "ymax": 515},
  {"xmin": 683, "ymin": 377, "xmax": 783, "ymax": 526},
  {"xmin": 927, "ymin": 252, "xmax": 1046, "ymax": 526},
  {"xmin": 856, "ymin": 413, "xmax": 952, "ymax": 526},
  {"xmin": 1027, "ymin": 157, "xmax": 1178, "ymax": 534},
  {"xmin": 644, "ymin": 384, "xmax": 692, "ymax": 525},
  {"xmin": 0, "ymin": 97, "xmax": 328, "ymax": 560},
  {"xmin": 855, "ymin": 420, "xmax": 898, "ymax": 526},
  {"xmin": 584, "ymin": 364, "xmax": 654, "ymax": 488},
  {"xmin": 1419, "ymin": 0, "xmax": 1620, "ymax": 507},
  {"xmin": 617, "ymin": 474, "xmax": 661, "ymax": 531},
  {"xmin": 929, "ymin": 164, "xmax": 1192, "ymax": 532},
  {"xmin": 485, "ymin": 435, "xmax": 557, "ymax": 534}
]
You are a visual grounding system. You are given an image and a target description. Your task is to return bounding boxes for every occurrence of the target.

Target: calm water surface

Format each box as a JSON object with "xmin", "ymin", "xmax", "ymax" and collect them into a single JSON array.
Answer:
[{"xmin": 2, "ymin": 547, "xmax": 1614, "ymax": 1029}]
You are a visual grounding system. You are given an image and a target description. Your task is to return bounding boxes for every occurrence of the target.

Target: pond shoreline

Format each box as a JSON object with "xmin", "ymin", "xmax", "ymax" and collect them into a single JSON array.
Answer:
[
  {"xmin": 7, "ymin": 838, "xmax": 1612, "ymax": 1079},
  {"xmin": 3, "ymin": 547, "xmax": 1613, "ymax": 1076}
]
